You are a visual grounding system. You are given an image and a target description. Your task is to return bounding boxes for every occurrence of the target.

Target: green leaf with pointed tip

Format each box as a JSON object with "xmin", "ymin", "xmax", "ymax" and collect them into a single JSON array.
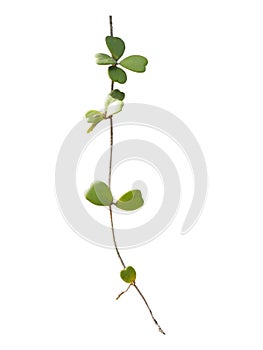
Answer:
[
  {"xmin": 120, "ymin": 55, "xmax": 148, "ymax": 72},
  {"xmin": 120, "ymin": 266, "xmax": 136, "ymax": 284},
  {"xmin": 95, "ymin": 53, "xmax": 116, "ymax": 65},
  {"xmin": 105, "ymin": 36, "xmax": 125, "ymax": 60},
  {"xmin": 110, "ymin": 89, "xmax": 125, "ymax": 101},
  {"xmin": 116, "ymin": 190, "xmax": 144, "ymax": 211},
  {"xmin": 108, "ymin": 66, "xmax": 127, "ymax": 84},
  {"xmin": 85, "ymin": 181, "xmax": 113, "ymax": 206},
  {"xmin": 87, "ymin": 123, "xmax": 98, "ymax": 133}
]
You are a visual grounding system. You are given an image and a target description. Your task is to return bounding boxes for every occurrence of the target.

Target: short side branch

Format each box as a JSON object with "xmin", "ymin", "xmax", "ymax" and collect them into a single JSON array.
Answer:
[{"xmin": 116, "ymin": 283, "xmax": 132, "ymax": 300}]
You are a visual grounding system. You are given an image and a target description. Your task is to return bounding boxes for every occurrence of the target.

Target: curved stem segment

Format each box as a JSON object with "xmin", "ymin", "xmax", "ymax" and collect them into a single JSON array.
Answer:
[
  {"xmin": 109, "ymin": 204, "xmax": 126, "ymax": 269},
  {"xmin": 107, "ymin": 15, "xmax": 165, "ymax": 335}
]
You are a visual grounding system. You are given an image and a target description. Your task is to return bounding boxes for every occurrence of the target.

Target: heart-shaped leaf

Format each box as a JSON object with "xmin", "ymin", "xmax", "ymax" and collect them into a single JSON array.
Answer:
[
  {"xmin": 95, "ymin": 53, "xmax": 116, "ymax": 65},
  {"xmin": 85, "ymin": 181, "xmax": 113, "ymax": 206},
  {"xmin": 110, "ymin": 89, "xmax": 125, "ymax": 101},
  {"xmin": 120, "ymin": 55, "xmax": 148, "ymax": 72},
  {"xmin": 105, "ymin": 36, "xmax": 125, "ymax": 60},
  {"xmin": 116, "ymin": 190, "xmax": 144, "ymax": 211},
  {"xmin": 108, "ymin": 66, "xmax": 127, "ymax": 84},
  {"xmin": 120, "ymin": 266, "xmax": 136, "ymax": 283}
]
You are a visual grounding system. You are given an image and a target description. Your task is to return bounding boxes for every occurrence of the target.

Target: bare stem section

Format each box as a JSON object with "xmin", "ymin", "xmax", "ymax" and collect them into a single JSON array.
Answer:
[
  {"xmin": 133, "ymin": 283, "xmax": 166, "ymax": 334},
  {"xmin": 109, "ymin": 204, "xmax": 126, "ymax": 269}
]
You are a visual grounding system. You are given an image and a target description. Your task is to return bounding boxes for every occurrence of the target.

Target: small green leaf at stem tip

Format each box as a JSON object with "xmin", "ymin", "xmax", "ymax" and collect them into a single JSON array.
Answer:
[
  {"xmin": 120, "ymin": 55, "xmax": 148, "ymax": 72},
  {"xmin": 108, "ymin": 66, "xmax": 127, "ymax": 84},
  {"xmin": 105, "ymin": 36, "xmax": 125, "ymax": 60},
  {"xmin": 115, "ymin": 190, "xmax": 144, "ymax": 211},
  {"xmin": 110, "ymin": 89, "xmax": 125, "ymax": 101},
  {"xmin": 95, "ymin": 53, "xmax": 116, "ymax": 65},
  {"xmin": 85, "ymin": 181, "xmax": 113, "ymax": 206},
  {"xmin": 120, "ymin": 266, "xmax": 136, "ymax": 284}
]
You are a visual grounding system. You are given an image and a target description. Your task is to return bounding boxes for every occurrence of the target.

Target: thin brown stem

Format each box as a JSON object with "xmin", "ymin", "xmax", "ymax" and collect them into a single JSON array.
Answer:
[
  {"xmin": 108, "ymin": 116, "xmax": 113, "ymax": 187},
  {"xmin": 109, "ymin": 15, "xmax": 113, "ymax": 36},
  {"xmin": 108, "ymin": 15, "xmax": 114, "ymax": 188},
  {"xmin": 132, "ymin": 283, "xmax": 166, "ymax": 334},
  {"xmin": 108, "ymin": 15, "xmax": 125, "ymax": 270},
  {"xmin": 109, "ymin": 205, "xmax": 126, "ymax": 269}
]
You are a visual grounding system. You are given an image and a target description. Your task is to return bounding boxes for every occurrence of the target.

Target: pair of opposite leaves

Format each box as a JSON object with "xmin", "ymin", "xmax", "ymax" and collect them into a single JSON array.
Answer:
[
  {"xmin": 96, "ymin": 36, "xmax": 148, "ymax": 84},
  {"xmin": 85, "ymin": 181, "xmax": 144, "ymax": 211}
]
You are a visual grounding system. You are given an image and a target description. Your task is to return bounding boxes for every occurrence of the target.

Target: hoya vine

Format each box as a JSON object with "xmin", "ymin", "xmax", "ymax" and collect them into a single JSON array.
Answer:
[{"xmin": 84, "ymin": 16, "xmax": 165, "ymax": 335}]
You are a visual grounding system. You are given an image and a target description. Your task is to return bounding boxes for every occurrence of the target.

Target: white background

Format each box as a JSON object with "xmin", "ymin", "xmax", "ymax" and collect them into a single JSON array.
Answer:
[{"xmin": 1, "ymin": 0, "xmax": 263, "ymax": 349}]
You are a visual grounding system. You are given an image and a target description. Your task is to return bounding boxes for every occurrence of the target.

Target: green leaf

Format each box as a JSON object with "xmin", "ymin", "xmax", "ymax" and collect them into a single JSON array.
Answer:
[
  {"xmin": 85, "ymin": 181, "xmax": 113, "ymax": 206},
  {"xmin": 105, "ymin": 36, "xmax": 125, "ymax": 60},
  {"xmin": 87, "ymin": 123, "xmax": 98, "ymax": 133},
  {"xmin": 107, "ymin": 100, "xmax": 124, "ymax": 117},
  {"xmin": 85, "ymin": 110, "xmax": 104, "ymax": 132},
  {"xmin": 104, "ymin": 95, "xmax": 124, "ymax": 117},
  {"xmin": 85, "ymin": 110, "xmax": 104, "ymax": 123},
  {"xmin": 85, "ymin": 110, "xmax": 102, "ymax": 118},
  {"xmin": 108, "ymin": 66, "xmax": 127, "ymax": 84},
  {"xmin": 95, "ymin": 53, "xmax": 116, "ymax": 65},
  {"xmin": 87, "ymin": 115, "xmax": 104, "ymax": 124},
  {"xmin": 110, "ymin": 89, "xmax": 125, "ymax": 101},
  {"xmin": 116, "ymin": 190, "xmax": 144, "ymax": 211},
  {"xmin": 105, "ymin": 95, "xmax": 116, "ymax": 108},
  {"xmin": 120, "ymin": 266, "xmax": 136, "ymax": 284},
  {"xmin": 120, "ymin": 55, "xmax": 148, "ymax": 72}
]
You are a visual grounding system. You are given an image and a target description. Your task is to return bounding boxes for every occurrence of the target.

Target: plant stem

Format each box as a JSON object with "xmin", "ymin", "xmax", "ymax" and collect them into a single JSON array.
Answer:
[
  {"xmin": 109, "ymin": 14, "xmax": 113, "ymax": 36},
  {"xmin": 108, "ymin": 15, "xmax": 125, "ymax": 269},
  {"xmin": 107, "ymin": 15, "xmax": 165, "ymax": 335},
  {"xmin": 109, "ymin": 205, "xmax": 126, "ymax": 269},
  {"xmin": 133, "ymin": 282, "xmax": 166, "ymax": 334},
  {"xmin": 108, "ymin": 15, "xmax": 114, "ymax": 189},
  {"xmin": 109, "ymin": 15, "xmax": 114, "ymax": 91},
  {"xmin": 108, "ymin": 117, "xmax": 113, "ymax": 188}
]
